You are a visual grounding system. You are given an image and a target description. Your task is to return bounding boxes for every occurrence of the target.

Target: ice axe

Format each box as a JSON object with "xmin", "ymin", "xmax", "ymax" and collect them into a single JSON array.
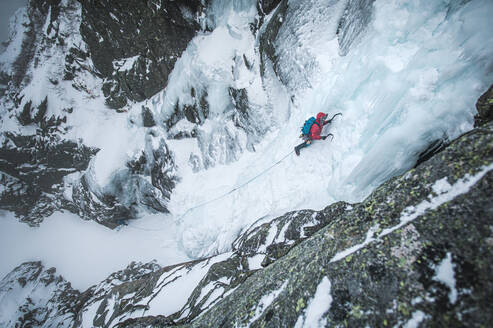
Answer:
[
  {"xmin": 323, "ymin": 133, "xmax": 334, "ymax": 141},
  {"xmin": 327, "ymin": 112, "xmax": 342, "ymax": 124}
]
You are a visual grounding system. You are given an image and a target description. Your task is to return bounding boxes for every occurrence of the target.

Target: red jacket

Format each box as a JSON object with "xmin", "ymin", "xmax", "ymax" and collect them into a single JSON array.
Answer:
[{"xmin": 309, "ymin": 112, "xmax": 327, "ymax": 140}]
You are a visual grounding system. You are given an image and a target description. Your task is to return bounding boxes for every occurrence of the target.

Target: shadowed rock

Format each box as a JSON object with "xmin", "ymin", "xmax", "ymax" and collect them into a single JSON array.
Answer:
[
  {"xmin": 474, "ymin": 84, "xmax": 493, "ymax": 127},
  {"xmin": 79, "ymin": 0, "xmax": 205, "ymax": 108}
]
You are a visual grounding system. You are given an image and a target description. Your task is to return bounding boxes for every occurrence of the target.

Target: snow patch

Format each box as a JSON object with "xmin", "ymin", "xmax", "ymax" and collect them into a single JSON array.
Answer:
[
  {"xmin": 113, "ymin": 55, "xmax": 139, "ymax": 71},
  {"xmin": 294, "ymin": 277, "xmax": 332, "ymax": 328},
  {"xmin": 330, "ymin": 225, "xmax": 379, "ymax": 263},
  {"xmin": 144, "ymin": 252, "xmax": 231, "ymax": 317},
  {"xmin": 246, "ymin": 280, "xmax": 288, "ymax": 327},
  {"xmin": 433, "ymin": 252, "xmax": 457, "ymax": 304},
  {"xmin": 247, "ymin": 254, "xmax": 265, "ymax": 270},
  {"xmin": 403, "ymin": 310, "xmax": 427, "ymax": 328},
  {"xmin": 431, "ymin": 177, "xmax": 452, "ymax": 196}
]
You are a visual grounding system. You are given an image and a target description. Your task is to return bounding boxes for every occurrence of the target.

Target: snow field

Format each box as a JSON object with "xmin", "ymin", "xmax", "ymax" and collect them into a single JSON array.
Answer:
[{"xmin": 0, "ymin": 211, "xmax": 188, "ymax": 290}]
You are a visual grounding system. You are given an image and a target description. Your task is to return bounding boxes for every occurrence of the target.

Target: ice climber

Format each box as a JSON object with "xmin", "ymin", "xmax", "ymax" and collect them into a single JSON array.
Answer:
[{"xmin": 295, "ymin": 112, "xmax": 341, "ymax": 156}]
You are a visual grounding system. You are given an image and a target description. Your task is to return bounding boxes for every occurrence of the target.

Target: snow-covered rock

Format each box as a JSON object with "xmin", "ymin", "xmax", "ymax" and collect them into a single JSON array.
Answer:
[
  {"xmin": 0, "ymin": 261, "xmax": 79, "ymax": 328},
  {"xmin": 0, "ymin": 132, "xmax": 98, "ymax": 225}
]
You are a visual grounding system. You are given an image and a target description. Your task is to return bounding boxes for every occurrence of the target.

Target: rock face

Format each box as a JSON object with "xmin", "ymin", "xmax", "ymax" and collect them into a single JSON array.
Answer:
[
  {"xmin": 0, "ymin": 132, "xmax": 98, "ymax": 226},
  {"xmin": 80, "ymin": 0, "xmax": 205, "ymax": 108},
  {"xmin": 0, "ymin": 0, "xmax": 185, "ymax": 227},
  {"xmin": 336, "ymin": 0, "xmax": 375, "ymax": 56},
  {"xmin": 2, "ymin": 111, "xmax": 492, "ymax": 327},
  {"xmin": 0, "ymin": 0, "xmax": 281, "ymax": 227},
  {"xmin": 70, "ymin": 132, "xmax": 177, "ymax": 228},
  {"xmin": 474, "ymin": 84, "xmax": 493, "ymax": 127},
  {"xmin": 258, "ymin": 0, "xmax": 282, "ymax": 15}
]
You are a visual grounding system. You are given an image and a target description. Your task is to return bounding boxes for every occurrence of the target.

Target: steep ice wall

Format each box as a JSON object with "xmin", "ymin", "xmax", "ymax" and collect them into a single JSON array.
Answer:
[
  {"xmin": 166, "ymin": 0, "xmax": 493, "ymax": 258},
  {"xmin": 304, "ymin": 0, "xmax": 493, "ymax": 201}
]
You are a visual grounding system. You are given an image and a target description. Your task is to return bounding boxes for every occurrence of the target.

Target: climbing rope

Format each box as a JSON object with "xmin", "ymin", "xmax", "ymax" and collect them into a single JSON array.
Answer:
[
  {"xmin": 123, "ymin": 112, "xmax": 342, "ymax": 232},
  {"xmin": 175, "ymin": 149, "xmax": 295, "ymax": 223},
  {"xmin": 121, "ymin": 149, "xmax": 295, "ymax": 232}
]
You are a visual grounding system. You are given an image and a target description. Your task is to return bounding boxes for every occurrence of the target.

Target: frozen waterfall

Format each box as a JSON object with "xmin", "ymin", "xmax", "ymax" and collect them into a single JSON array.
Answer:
[{"xmin": 166, "ymin": 0, "xmax": 493, "ymax": 258}]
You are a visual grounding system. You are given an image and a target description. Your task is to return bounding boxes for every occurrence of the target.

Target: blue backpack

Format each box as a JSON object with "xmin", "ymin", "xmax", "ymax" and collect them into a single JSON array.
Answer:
[{"xmin": 301, "ymin": 117, "xmax": 320, "ymax": 136}]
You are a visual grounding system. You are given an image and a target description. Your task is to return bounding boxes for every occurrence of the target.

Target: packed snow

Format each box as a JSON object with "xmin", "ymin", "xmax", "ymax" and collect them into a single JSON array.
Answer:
[
  {"xmin": 403, "ymin": 310, "xmax": 427, "ymax": 328},
  {"xmin": 0, "ymin": 0, "xmax": 492, "ymax": 297},
  {"xmin": 433, "ymin": 252, "xmax": 458, "ymax": 304},
  {"xmin": 294, "ymin": 277, "xmax": 333, "ymax": 328}
]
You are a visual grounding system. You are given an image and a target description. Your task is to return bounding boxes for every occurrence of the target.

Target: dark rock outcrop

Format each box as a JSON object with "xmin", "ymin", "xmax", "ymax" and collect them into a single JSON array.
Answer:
[
  {"xmin": 71, "ymin": 134, "xmax": 177, "ymax": 228},
  {"xmin": 258, "ymin": 0, "xmax": 288, "ymax": 80},
  {"xmin": 1, "ymin": 0, "xmax": 85, "ymax": 91},
  {"xmin": 0, "ymin": 132, "xmax": 98, "ymax": 225},
  {"xmin": 9, "ymin": 1, "xmax": 53, "ymax": 88},
  {"xmin": 79, "ymin": 0, "xmax": 205, "ymax": 108},
  {"xmin": 141, "ymin": 106, "xmax": 156, "ymax": 127},
  {"xmin": 258, "ymin": 0, "xmax": 282, "ymax": 15},
  {"xmin": 70, "ymin": 174, "xmax": 132, "ymax": 229},
  {"xmin": 474, "ymin": 84, "xmax": 493, "ymax": 127},
  {"xmin": 166, "ymin": 88, "xmax": 210, "ymax": 130},
  {"xmin": 414, "ymin": 138, "xmax": 448, "ymax": 168}
]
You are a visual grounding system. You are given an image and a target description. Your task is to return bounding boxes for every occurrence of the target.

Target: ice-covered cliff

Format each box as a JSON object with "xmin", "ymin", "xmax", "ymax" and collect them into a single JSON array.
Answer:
[{"xmin": 0, "ymin": 0, "xmax": 492, "ymax": 326}]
